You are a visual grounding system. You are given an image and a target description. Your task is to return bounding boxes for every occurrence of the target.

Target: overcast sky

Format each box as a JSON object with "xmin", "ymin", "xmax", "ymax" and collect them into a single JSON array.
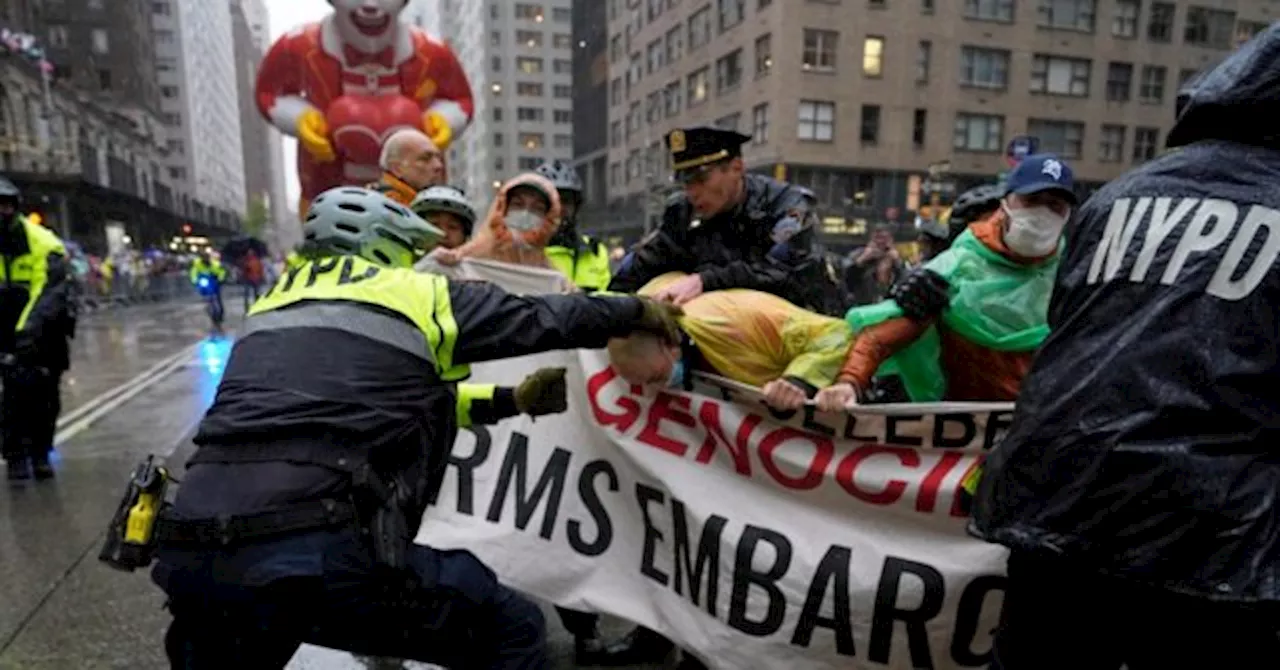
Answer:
[{"xmin": 264, "ymin": 0, "xmax": 332, "ymax": 209}]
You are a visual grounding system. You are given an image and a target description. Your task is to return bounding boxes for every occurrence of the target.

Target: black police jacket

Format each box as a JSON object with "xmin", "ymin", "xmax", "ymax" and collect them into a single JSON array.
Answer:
[
  {"xmin": 609, "ymin": 173, "xmax": 807, "ymax": 299},
  {"xmin": 971, "ymin": 27, "xmax": 1280, "ymax": 601},
  {"xmin": 0, "ymin": 219, "xmax": 74, "ymax": 371},
  {"xmin": 173, "ymin": 278, "xmax": 647, "ymax": 538}
]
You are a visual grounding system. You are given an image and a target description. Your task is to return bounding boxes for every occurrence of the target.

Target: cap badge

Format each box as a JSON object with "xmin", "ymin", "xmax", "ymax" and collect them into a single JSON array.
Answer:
[
  {"xmin": 669, "ymin": 130, "xmax": 686, "ymax": 153},
  {"xmin": 1041, "ymin": 159, "xmax": 1063, "ymax": 181}
]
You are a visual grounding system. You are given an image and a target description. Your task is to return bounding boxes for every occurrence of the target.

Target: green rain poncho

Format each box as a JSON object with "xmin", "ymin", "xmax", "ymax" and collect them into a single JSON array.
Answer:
[{"xmin": 845, "ymin": 228, "xmax": 1059, "ymax": 401}]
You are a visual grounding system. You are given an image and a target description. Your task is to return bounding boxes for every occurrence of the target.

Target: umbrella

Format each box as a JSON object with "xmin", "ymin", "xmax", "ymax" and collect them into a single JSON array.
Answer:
[{"xmin": 221, "ymin": 236, "xmax": 268, "ymax": 266}]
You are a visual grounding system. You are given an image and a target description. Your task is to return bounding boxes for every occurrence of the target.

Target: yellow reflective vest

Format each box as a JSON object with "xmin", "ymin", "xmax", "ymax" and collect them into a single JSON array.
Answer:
[{"xmin": 547, "ymin": 236, "xmax": 611, "ymax": 292}]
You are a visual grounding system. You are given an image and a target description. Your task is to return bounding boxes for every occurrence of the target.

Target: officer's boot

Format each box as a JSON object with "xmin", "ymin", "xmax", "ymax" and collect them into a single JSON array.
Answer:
[
  {"xmin": 593, "ymin": 626, "xmax": 675, "ymax": 666},
  {"xmin": 31, "ymin": 451, "xmax": 54, "ymax": 480},
  {"xmin": 6, "ymin": 457, "xmax": 31, "ymax": 482}
]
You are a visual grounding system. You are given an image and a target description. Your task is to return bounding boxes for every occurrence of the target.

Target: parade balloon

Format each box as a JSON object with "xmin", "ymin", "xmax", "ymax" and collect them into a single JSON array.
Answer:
[{"xmin": 327, "ymin": 94, "xmax": 422, "ymax": 166}]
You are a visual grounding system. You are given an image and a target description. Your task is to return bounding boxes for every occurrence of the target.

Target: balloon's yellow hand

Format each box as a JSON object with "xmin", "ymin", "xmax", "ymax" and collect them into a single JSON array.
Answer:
[{"xmin": 296, "ymin": 109, "xmax": 335, "ymax": 163}]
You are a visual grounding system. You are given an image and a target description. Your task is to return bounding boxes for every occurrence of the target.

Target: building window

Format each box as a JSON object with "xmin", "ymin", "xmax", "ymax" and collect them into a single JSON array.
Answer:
[
  {"xmin": 964, "ymin": 0, "xmax": 1014, "ymax": 22},
  {"xmin": 803, "ymin": 29, "xmax": 838, "ymax": 72},
  {"xmin": 862, "ymin": 36, "xmax": 884, "ymax": 77},
  {"xmin": 665, "ymin": 26, "xmax": 683, "ymax": 63},
  {"xmin": 610, "ymin": 35, "xmax": 622, "ymax": 62},
  {"xmin": 647, "ymin": 40, "xmax": 663, "ymax": 73},
  {"xmin": 517, "ymin": 107, "xmax": 545, "ymax": 121},
  {"xmin": 1147, "ymin": 3, "xmax": 1174, "ymax": 42},
  {"xmin": 553, "ymin": 33, "xmax": 572, "ymax": 48},
  {"xmin": 1184, "ymin": 7, "xmax": 1236, "ymax": 49},
  {"xmin": 610, "ymin": 78, "xmax": 622, "ymax": 106},
  {"xmin": 517, "ymin": 82, "xmax": 544, "ymax": 96},
  {"xmin": 552, "ymin": 84, "xmax": 571, "ymax": 99},
  {"xmin": 648, "ymin": 0, "xmax": 663, "ymax": 21},
  {"xmin": 1100, "ymin": 125, "xmax": 1125, "ymax": 162},
  {"xmin": 495, "ymin": 156, "xmax": 505, "ymax": 171},
  {"xmin": 520, "ymin": 133, "xmax": 545, "ymax": 150},
  {"xmin": 491, "ymin": 56, "xmax": 502, "ymax": 72},
  {"xmin": 759, "ymin": 0, "xmax": 771, "ymax": 7},
  {"xmin": 714, "ymin": 113, "xmax": 741, "ymax": 131},
  {"xmin": 718, "ymin": 0, "xmax": 745, "ymax": 32},
  {"xmin": 1030, "ymin": 55, "xmax": 1090, "ymax": 97},
  {"xmin": 646, "ymin": 92, "xmax": 662, "ymax": 123},
  {"xmin": 1139, "ymin": 65, "xmax": 1166, "ymax": 103},
  {"xmin": 491, "ymin": 4, "xmax": 500, "ymax": 18},
  {"xmin": 91, "ymin": 28, "xmax": 109, "ymax": 54},
  {"xmin": 687, "ymin": 67, "xmax": 709, "ymax": 106},
  {"xmin": 860, "ymin": 105, "xmax": 880, "ymax": 144},
  {"xmin": 519, "ymin": 157, "xmax": 541, "ymax": 170},
  {"xmin": 755, "ymin": 34, "xmax": 772, "ymax": 76},
  {"xmin": 715, "ymin": 49, "xmax": 742, "ymax": 93},
  {"xmin": 97, "ymin": 69, "xmax": 112, "ymax": 90},
  {"xmin": 869, "ymin": 0, "xmax": 886, "ymax": 8},
  {"xmin": 161, "ymin": 85, "xmax": 179, "ymax": 98},
  {"xmin": 960, "ymin": 46, "xmax": 1010, "ymax": 89},
  {"xmin": 798, "ymin": 100, "xmax": 835, "ymax": 142},
  {"xmin": 1236, "ymin": 21, "xmax": 1268, "ymax": 47},
  {"xmin": 922, "ymin": 0, "xmax": 935, "ymax": 13},
  {"xmin": 1112, "ymin": 0, "xmax": 1139, "ymax": 38},
  {"xmin": 169, "ymin": 166, "xmax": 186, "ymax": 180},
  {"xmin": 752, "ymin": 103, "xmax": 769, "ymax": 144},
  {"xmin": 910, "ymin": 109, "xmax": 927, "ymax": 148},
  {"xmin": 954, "ymin": 113, "xmax": 1004, "ymax": 152},
  {"xmin": 152, "ymin": 2, "xmax": 171, "ymax": 15},
  {"xmin": 1133, "ymin": 127, "xmax": 1159, "ymax": 163},
  {"xmin": 517, "ymin": 57, "xmax": 543, "ymax": 74},
  {"xmin": 689, "ymin": 5, "xmax": 712, "ymax": 49},
  {"xmin": 1178, "ymin": 68, "xmax": 1200, "ymax": 89},
  {"xmin": 1028, "ymin": 118, "xmax": 1084, "ymax": 159},
  {"xmin": 553, "ymin": 7, "xmax": 571, "ymax": 21},
  {"xmin": 554, "ymin": 109, "xmax": 572, "ymax": 123},
  {"xmin": 517, "ymin": 30, "xmax": 542, "ymax": 47},
  {"xmin": 514, "ymin": 3, "xmax": 545, "ymax": 21},
  {"xmin": 610, "ymin": 162, "xmax": 621, "ymax": 187},
  {"xmin": 916, "ymin": 40, "xmax": 931, "ymax": 83},
  {"xmin": 494, "ymin": 132, "xmax": 505, "ymax": 147},
  {"xmin": 1106, "ymin": 62, "xmax": 1133, "ymax": 101},
  {"xmin": 553, "ymin": 58, "xmax": 571, "ymax": 74},
  {"xmin": 664, "ymin": 81, "xmax": 682, "ymax": 116},
  {"xmin": 1038, "ymin": 0, "xmax": 1096, "ymax": 32},
  {"xmin": 491, "ymin": 31, "xmax": 502, "ymax": 46},
  {"xmin": 494, "ymin": 108, "xmax": 504, "ymax": 122},
  {"xmin": 610, "ymin": 121, "xmax": 622, "ymax": 147},
  {"xmin": 156, "ymin": 59, "xmax": 176, "ymax": 73}
]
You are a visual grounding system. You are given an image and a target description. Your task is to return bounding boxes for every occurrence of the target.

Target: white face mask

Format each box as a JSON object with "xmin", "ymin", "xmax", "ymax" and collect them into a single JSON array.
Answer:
[{"xmin": 1002, "ymin": 202, "xmax": 1067, "ymax": 257}]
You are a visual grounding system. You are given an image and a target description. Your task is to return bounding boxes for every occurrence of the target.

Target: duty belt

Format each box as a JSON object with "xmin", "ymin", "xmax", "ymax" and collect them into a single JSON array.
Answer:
[
  {"xmin": 154, "ymin": 499, "xmax": 357, "ymax": 547},
  {"xmin": 242, "ymin": 301, "xmax": 434, "ymax": 363}
]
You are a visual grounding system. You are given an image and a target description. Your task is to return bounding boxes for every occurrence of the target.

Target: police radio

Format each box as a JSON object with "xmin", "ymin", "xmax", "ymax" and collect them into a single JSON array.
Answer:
[{"xmin": 99, "ymin": 455, "xmax": 174, "ymax": 572}]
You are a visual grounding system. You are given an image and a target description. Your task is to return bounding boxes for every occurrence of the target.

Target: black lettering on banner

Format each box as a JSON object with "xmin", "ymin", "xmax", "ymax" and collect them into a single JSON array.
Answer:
[
  {"xmin": 484, "ymin": 432, "xmax": 571, "ymax": 540},
  {"xmin": 727, "ymin": 526, "xmax": 792, "ymax": 637},
  {"xmin": 933, "ymin": 413, "xmax": 977, "ymax": 449},
  {"xmin": 336, "ymin": 256, "xmax": 379, "ymax": 285},
  {"xmin": 842, "ymin": 414, "xmax": 879, "ymax": 442},
  {"xmin": 305, "ymin": 257, "xmax": 341, "ymax": 287},
  {"xmin": 950, "ymin": 574, "xmax": 1005, "ymax": 667},
  {"xmin": 567, "ymin": 459, "xmax": 618, "ymax": 557},
  {"xmin": 671, "ymin": 497, "xmax": 727, "ymax": 616},
  {"xmin": 433, "ymin": 426, "xmax": 492, "ymax": 512},
  {"xmin": 870, "ymin": 557, "xmax": 946, "ymax": 669},
  {"xmin": 635, "ymin": 483, "xmax": 669, "ymax": 585},
  {"xmin": 791, "ymin": 545, "xmax": 856, "ymax": 656},
  {"xmin": 886, "ymin": 414, "xmax": 925, "ymax": 447},
  {"xmin": 801, "ymin": 405, "xmax": 836, "ymax": 437},
  {"xmin": 983, "ymin": 411, "xmax": 1014, "ymax": 451}
]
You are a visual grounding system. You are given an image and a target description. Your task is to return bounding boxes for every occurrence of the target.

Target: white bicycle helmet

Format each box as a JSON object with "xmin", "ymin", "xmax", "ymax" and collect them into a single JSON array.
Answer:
[
  {"xmin": 534, "ymin": 160, "xmax": 583, "ymax": 197},
  {"xmin": 410, "ymin": 185, "xmax": 478, "ymax": 237},
  {"xmin": 303, "ymin": 187, "xmax": 443, "ymax": 268}
]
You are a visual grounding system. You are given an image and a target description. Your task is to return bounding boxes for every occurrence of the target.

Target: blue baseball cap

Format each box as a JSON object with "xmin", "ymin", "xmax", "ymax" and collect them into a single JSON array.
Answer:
[{"xmin": 1005, "ymin": 153, "xmax": 1077, "ymax": 205}]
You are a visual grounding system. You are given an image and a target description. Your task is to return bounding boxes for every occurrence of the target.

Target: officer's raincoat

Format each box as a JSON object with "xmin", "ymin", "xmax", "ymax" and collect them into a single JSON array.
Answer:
[
  {"xmin": 0, "ymin": 217, "xmax": 74, "ymax": 371},
  {"xmin": 610, "ymin": 174, "xmax": 808, "ymax": 300},
  {"xmin": 640, "ymin": 272, "xmax": 853, "ymax": 391},
  {"xmin": 972, "ymin": 25, "xmax": 1280, "ymax": 601}
]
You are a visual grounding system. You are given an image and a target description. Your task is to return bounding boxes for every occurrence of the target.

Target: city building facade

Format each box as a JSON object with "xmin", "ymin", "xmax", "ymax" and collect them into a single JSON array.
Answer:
[
  {"xmin": 428, "ymin": 0, "xmax": 578, "ymax": 209},
  {"xmin": 602, "ymin": 0, "xmax": 1275, "ymax": 247},
  {"xmin": 571, "ymin": 0, "xmax": 610, "ymax": 223},
  {"xmin": 153, "ymin": 0, "xmax": 247, "ymax": 219}
]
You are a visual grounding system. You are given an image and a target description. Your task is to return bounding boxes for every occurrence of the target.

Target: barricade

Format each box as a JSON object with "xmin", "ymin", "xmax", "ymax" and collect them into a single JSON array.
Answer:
[{"xmin": 74, "ymin": 271, "xmax": 192, "ymax": 314}]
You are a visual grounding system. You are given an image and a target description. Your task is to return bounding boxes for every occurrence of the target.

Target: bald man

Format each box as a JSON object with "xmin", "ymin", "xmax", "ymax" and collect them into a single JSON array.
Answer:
[{"xmin": 368, "ymin": 128, "xmax": 447, "ymax": 205}]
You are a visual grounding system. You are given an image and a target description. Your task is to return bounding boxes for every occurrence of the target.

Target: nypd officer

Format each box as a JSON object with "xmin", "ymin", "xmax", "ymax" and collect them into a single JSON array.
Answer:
[
  {"xmin": 609, "ymin": 126, "xmax": 811, "ymax": 305},
  {"xmin": 0, "ymin": 177, "xmax": 74, "ymax": 482},
  {"xmin": 537, "ymin": 160, "xmax": 612, "ymax": 293},
  {"xmin": 151, "ymin": 187, "xmax": 682, "ymax": 669}
]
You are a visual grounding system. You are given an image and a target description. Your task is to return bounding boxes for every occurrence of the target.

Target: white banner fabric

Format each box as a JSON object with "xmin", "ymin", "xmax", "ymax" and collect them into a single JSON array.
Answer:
[{"xmin": 417, "ymin": 260, "xmax": 1012, "ymax": 670}]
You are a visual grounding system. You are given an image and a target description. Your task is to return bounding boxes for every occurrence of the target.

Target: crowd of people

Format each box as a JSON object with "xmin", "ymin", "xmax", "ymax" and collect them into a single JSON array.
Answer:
[{"xmin": 70, "ymin": 24, "xmax": 1280, "ymax": 670}]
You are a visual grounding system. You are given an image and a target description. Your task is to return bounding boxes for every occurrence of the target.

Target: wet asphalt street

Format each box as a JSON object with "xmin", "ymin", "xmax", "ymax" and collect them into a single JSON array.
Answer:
[{"xmin": 0, "ymin": 299, "xmax": 663, "ymax": 670}]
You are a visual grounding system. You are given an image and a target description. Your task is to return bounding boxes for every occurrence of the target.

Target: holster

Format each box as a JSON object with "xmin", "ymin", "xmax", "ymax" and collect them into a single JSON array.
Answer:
[{"xmin": 352, "ymin": 463, "xmax": 412, "ymax": 572}]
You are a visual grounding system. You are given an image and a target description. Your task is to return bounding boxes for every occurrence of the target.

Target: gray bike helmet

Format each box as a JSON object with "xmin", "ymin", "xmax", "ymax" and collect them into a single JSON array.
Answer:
[
  {"xmin": 303, "ymin": 187, "xmax": 444, "ymax": 268},
  {"xmin": 410, "ymin": 185, "xmax": 478, "ymax": 237},
  {"xmin": 534, "ymin": 160, "xmax": 583, "ymax": 196},
  {"xmin": 0, "ymin": 177, "xmax": 21, "ymax": 203}
]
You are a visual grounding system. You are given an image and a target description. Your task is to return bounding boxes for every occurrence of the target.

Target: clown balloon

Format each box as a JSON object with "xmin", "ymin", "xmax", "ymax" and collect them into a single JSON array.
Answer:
[{"xmin": 255, "ymin": 0, "xmax": 474, "ymax": 218}]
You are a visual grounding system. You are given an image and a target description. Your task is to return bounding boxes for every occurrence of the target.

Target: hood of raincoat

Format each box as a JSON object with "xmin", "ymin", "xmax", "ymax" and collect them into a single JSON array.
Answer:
[
  {"xmin": 1167, "ymin": 23, "xmax": 1280, "ymax": 150},
  {"xmin": 490, "ymin": 172, "xmax": 562, "ymax": 249}
]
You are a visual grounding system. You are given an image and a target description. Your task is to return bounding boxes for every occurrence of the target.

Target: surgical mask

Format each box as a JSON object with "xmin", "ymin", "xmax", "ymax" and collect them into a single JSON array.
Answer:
[
  {"xmin": 504, "ymin": 209, "xmax": 541, "ymax": 233},
  {"xmin": 1002, "ymin": 202, "xmax": 1067, "ymax": 257}
]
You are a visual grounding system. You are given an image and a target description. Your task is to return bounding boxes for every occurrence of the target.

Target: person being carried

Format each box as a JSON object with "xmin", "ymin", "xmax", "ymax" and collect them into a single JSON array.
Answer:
[
  {"xmin": 607, "ymin": 271, "xmax": 854, "ymax": 411},
  {"xmin": 816, "ymin": 154, "xmax": 1076, "ymax": 410},
  {"xmin": 433, "ymin": 172, "xmax": 561, "ymax": 270}
]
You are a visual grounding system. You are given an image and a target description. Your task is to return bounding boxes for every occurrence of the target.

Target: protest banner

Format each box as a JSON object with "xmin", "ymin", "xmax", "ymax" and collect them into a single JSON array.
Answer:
[{"xmin": 417, "ymin": 261, "xmax": 1013, "ymax": 670}]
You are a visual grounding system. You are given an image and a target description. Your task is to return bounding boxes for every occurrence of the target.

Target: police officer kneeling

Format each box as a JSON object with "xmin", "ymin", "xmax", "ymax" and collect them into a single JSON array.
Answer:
[{"xmin": 149, "ymin": 187, "xmax": 682, "ymax": 669}]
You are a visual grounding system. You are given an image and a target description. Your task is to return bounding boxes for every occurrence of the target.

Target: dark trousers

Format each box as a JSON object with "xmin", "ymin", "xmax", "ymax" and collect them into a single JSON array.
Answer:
[
  {"xmin": 555, "ymin": 606, "xmax": 598, "ymax": 638},
  {"xmin": 1, "ymin": 367, "xmax": 60, "ymax": 462},
  {"xmin": 242, "ymin": 282, "xmax": 259, "ymax": 311},
  {"xmin": 992, "ymin": 551, "xmax": 1280, "ymax": 670},
  {"xmin": 159, "ymin": 543, "xmax": 547, "ymax": 670}
]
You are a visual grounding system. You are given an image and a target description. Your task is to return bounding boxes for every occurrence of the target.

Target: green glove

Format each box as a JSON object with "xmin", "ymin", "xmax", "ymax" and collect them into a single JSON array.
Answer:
[
  {"xmin": 634, "ymin": 297, "xmax": 684, "ymax": 344},
  {"xmin": 515, "ymin": 367, "xmax": 569, "ymax": 417}
]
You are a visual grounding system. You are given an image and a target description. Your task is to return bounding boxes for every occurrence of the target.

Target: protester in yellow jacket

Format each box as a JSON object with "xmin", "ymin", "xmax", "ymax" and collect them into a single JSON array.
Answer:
[{"xmin": 607, "ymin": 271, "xmax": 854, "ymax": 410}]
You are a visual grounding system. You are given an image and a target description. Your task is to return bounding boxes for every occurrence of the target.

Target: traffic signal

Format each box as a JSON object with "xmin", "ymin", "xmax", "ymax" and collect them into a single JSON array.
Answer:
[{"xmin": 182, "ymin": 224, "xmax": 192, "ymax": 235}]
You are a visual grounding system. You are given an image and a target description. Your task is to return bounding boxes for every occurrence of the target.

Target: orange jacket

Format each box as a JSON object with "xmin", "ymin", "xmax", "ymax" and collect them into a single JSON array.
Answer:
[
  {"xmin": 452, "ymin": 172, "xmax": 561, "ymax": 268},
  {"xmin": 837, "ymin": 211, "xmax": 1048, "ymax": 401}
]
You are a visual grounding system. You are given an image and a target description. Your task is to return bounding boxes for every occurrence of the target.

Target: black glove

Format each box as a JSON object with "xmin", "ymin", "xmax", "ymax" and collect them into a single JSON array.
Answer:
[
  {"xmin": 634, "ymin": 297, "xmax": 684, "ymax": 344},
  {"xmin": 514, "ymin": 367, "xmax": 568, "ymax": 417},
  {"xmin": 890, "ymin": 268, "xmax": 951, "ymax": 322}
]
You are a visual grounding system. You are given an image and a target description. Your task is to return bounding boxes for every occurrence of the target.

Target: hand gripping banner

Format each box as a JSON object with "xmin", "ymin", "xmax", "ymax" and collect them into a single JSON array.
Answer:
[{"xmin": 417, "ymin": 261, "xmax": 1013, "ymax": 670}]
